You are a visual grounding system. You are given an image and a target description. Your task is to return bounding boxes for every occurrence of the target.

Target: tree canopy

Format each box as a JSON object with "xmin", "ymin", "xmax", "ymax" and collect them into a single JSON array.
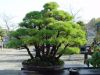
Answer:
[{"xmin": 7, "ymin": 2, "xmax": 87, "ymax": 59}]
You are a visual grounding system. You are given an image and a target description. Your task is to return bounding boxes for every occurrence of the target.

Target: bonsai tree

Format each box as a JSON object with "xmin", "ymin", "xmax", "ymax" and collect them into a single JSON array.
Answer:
[{"xmin": 7, "ymin": 2, "xmax": 86, "ymax": 67}]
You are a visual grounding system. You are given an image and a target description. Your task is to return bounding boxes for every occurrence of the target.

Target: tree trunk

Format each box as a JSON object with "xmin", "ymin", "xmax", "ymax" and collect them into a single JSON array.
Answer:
[
  {"xmin": 35, "ymin": 49, "xmax": 41, "ymax": 57},
  {"xmin": 34, "ymin": 44, "xmax": 41, "ymax": 58},
  {"xmin": 46, "ymin": 44, "xmax": 50, "ymax": 56},
  {"xmin": 56, "ymin": 53, "xmax": 63, "ymax": 59},
  {"xmin": 24, "ymin": 45, "xmax": 34, "ymax": 59},
  {"xmin": 52, "ymin": 43, "xmax": 61, "ymax": 57},
  {"xmin": 41, "ymin": 44, "xmax": 45, "ymax": 56},
  {"xmin": 50, "ymin": 45, "xmax": 56, "ymax": 56},
  {"xmin": 56, "ymin": 44, "xmax": 69, "ymax": 59}
]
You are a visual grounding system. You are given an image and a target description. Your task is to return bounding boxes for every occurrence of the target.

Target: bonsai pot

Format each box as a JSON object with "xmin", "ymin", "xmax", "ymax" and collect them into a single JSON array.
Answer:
[
  {"xmin": 22, "ymin": 59, "xmax": 64, "ymax": 72},
  {"xmin": 22, "ymin": 64, "xmax": 64, "ymax": 71}
]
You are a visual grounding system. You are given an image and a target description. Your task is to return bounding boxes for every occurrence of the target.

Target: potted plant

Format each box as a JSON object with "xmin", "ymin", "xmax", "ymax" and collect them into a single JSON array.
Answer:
[
  {"xmin": 7, "ymin": 2, "xmax": 86, "ymax": 71},
  {"xmin": 87, "ymin": 45, "xmax": 100, "ymax": 67}
]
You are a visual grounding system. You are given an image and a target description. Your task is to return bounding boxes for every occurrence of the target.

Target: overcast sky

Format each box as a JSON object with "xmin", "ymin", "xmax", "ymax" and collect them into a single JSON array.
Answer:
[{"xmin": 0, "ymin": 0, "xmax": 100, "ymax": 28}]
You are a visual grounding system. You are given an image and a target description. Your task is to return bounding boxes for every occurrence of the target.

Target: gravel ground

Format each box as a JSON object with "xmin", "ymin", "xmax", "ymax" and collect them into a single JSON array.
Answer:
[{"xmin": 0, "ymin": 48, "xmax": 87, "ymax": 75}]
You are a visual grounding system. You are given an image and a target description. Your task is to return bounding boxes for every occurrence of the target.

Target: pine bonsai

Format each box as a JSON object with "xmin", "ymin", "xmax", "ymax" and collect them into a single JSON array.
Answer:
[{"xmin": 7, "ymin": 2, "xmax": 86, "ymax": 67}]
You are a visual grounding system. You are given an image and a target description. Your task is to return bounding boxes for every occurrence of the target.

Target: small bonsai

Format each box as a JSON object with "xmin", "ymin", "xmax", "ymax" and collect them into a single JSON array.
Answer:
[
  {"xmin": 7, "ymin": 2, "xmax": 86, "ymax": 67},
  {"xmin": 87, "ymin": 45, "xmax": 100, "ymax": 67}
]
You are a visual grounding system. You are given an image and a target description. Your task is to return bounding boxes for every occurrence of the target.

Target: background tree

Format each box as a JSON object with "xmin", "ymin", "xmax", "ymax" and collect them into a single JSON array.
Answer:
[
  {"xmin": 0, "ymin": 27, "xmax": 5, "ymax": 40},
  {"xmin": 0, "ymin": 14, "xmax": 18, "ymax": 31},
  {"xmin": 0, "ymin": 27, "xmax": 7, "ymax": 49},
  {"xmin": 77, "ymin": 21, "xmax": 86, "ymax": 31},
  {"xmin": 7, "ymin": 2, "xmax": 86, "ymax": 66}
]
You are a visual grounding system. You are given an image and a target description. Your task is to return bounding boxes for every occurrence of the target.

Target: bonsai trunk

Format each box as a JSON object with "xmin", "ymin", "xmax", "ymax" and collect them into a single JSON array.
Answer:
[
  {"xmin": 24, "ymin": 45, "xmax": 34, "ymax": 59},
  {"xmin": 50, "ymin": 45, "xmax": 56, "ymax": 55},
  {"xmin": 35, "ymin": 49, "xmax": 41, "ymax": 57},
  {"xmin": 57, "ymin": 44, "xmax": 69, "ymax": 59},
  {"xmin": 52, "ymin": 43, "xmax": 61, "ymax": 57},
  {"xmin": 34, "ymin": 44, "xmax": 41, "ymax": 58},
  {"xmin": 46, "ymin": 44, "xmax": 50, "ymax": 56}
]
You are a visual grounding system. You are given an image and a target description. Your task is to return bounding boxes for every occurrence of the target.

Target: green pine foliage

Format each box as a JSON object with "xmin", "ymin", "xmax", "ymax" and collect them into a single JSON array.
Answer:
[{"xmin": 7, "ymin": 2, "xmax": 86, "ymax": 66}]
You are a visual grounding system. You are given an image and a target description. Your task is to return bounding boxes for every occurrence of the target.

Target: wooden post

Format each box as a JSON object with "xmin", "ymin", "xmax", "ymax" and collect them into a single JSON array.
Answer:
[{"xmin": 84, "ymin": 52, "xmax": 88, "ymax": 64}]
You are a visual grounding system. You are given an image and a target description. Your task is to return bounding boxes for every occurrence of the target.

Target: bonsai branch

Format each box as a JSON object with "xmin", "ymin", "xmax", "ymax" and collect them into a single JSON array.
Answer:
[
  {"xmin": 23, "ymin": 45, "xmax": 34, "ymax": 59},
  {"xmin": 56, "ymin": 44, "xmax": 69, "ymax": 59},
  {"xmin": 56, "ymin": 31, "xmax": 60, "ymax": 37},
  {"xmin": 52, "ymin": 43, "xmax": 61, "ymax": 57}
]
